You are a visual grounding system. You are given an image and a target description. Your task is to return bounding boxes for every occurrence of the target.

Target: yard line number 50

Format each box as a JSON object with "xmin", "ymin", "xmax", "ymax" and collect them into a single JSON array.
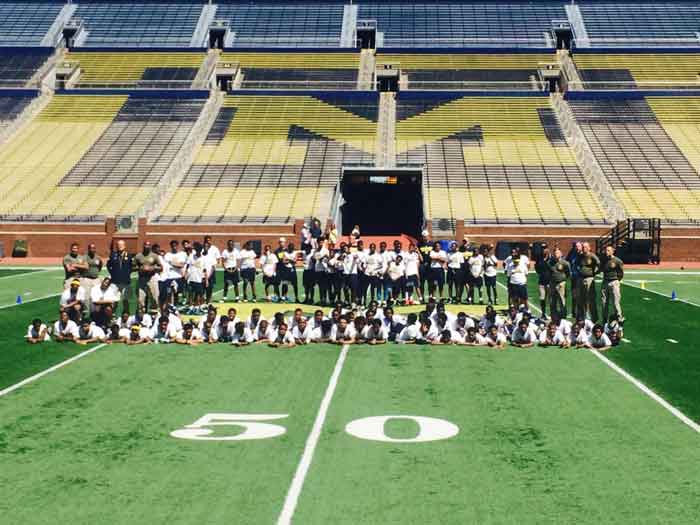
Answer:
[{"xmin": 171, "ymin": 413, "xmax": 459, "ymax": 443}]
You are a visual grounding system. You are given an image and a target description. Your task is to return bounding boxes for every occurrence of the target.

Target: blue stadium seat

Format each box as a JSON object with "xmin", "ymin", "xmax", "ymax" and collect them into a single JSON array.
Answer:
[{"xmin": 0, "ymin": 2, "xmax": 63, "ymax": 46}]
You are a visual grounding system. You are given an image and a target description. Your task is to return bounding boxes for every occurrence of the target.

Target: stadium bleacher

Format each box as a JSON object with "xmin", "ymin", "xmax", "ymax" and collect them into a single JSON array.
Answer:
[
  {"xmin": 0, "ymin": 93, "xmax": 35, "ymax": 135},
  {"xmin": 65, "ymin": 50, "xmax": 205, "ymax": 88},
  {"xmin": 220, "ymin": 51, "xmax": 359, "ymax": 89},
  {"xmin": 215, "ymin": 2, "xmax": 344, "ymax": 48},
  {"xmin": 395, "ymin": 93, "xmax": 608, "ymax": 229},
  {"xmin": 74, "ymin": 1, "xmax": 203, "ymax": 48},
  {"xmin": 0, "ymin": 2, "xmax": 63, "ymax": 46},
  {"xmin": 0, "ymin": 93, "xmax": 205, "ymax": 222},
  {"xmin": 156, "ymin": 92, "xmax": 377, "ymax": 224},
  {"xmin": 568, "ymin": 95, "xmax": 700, "ymax": 225},
  {"xmin": 0, "ymin": 48, "xmax": 52, "ymax": 87}
]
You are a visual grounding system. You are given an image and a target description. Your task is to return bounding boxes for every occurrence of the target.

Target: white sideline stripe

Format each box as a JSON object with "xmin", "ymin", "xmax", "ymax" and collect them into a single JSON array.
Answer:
[
  {"xmin": 622, "ymin": 281, "xmax": 700, "ymax": 308},
  {"xmin": 624, "ymin": 271, "xmax": 700, "ymax": 276},
  {"xmin": 0, "ymin": 268, "xmax": 60, "ymax": 280},
  {"xmin": 588, "ymin": 348, "xmax": 699, "ymax": 434},
  {"xmin": 496, "ymin": 281, "xmax": 699, "ymax": 434},
  {"xmin": 0, "ymin": 343, "xmax": 106, "ymax": 398},
  {"xmin": 666, "ymin": 338, "xmax": 679, "ymax": 344},
  {"xmin": 277, "ymin": 344, "xmax": 350, "ymax": 525},
  {"xmin": 0, "ymin": 292, "xmax": 61, "ymax": 309}
]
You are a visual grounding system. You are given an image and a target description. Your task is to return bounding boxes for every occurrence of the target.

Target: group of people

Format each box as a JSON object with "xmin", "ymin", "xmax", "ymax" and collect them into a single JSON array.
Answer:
[
  {"xmin": 27, "ymin": 296, "xmax": 621, "ymax": 352},
  {"xmin": 32, "ymin": 229, "xmax": 625, "ymax": 350}
]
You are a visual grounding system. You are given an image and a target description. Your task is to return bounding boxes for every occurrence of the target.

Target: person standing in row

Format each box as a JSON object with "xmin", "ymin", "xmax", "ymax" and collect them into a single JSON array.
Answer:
[
  {"xmin": 601, "ymin": 245, "xmax": 624, "ymax": 322},
  {"xmin": 83, "ymin": 243, "xmax": 103, "ymax": 312},
  {"xmin": 107, "ymin": 239, "xmax": 132, "ymax": 314},
  {"xmin": 548, "ymin": 247, "xmax": 571, "ymax": 319},
  {"xmin": 534, "ymin": 245, "xmax": 552, "ymax": 318},
  {"xmin": 134, "ymin": 241, "xmax": 161, "ymax": 312},
  {"xmin": 576, "ymin": 242, "xmax": 600, "ymax": 322},
  {"xmin": 63, "ymin": 243, "xmax": 88, "ymax": 289},
  {"xmin": 483, "ymin": 245, "xmax": 499, "ymax": 305}
]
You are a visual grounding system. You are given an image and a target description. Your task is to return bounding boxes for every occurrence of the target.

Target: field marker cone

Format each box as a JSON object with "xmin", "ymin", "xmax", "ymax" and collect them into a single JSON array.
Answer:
[
  {"xmin": 640, "ymin": 281, "xmax": 646, "ymax": 290},
  {"xmin": 16, "ymin": 295, "xmax": 22, "ymax": 304},
  {"xmin": 671, "ymin": 290, "xmax": 677, "ymax": 300}
]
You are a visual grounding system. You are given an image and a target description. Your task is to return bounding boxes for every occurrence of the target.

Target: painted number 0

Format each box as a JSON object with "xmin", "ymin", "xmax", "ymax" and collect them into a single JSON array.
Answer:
[
  {"xmin": 170, "ymin": 413, "xmax": 288, "ymax": 441},
  {"xmin": 172, "ymin": 414, "xmax": 459, "ymax": 443}
]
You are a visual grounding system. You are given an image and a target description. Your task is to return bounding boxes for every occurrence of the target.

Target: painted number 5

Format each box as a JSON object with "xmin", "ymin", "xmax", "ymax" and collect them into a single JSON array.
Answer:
[{"xmin": 170, "ymin": 413, "xmax": 288, "ymax": 441}]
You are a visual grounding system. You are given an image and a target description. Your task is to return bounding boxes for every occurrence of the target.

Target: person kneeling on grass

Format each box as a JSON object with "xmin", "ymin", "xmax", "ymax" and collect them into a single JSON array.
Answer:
[
  {"xmin": 511, "ymin": 319, "xmax": 537, "ymax": 348},
  {"xmin": 26, "ymin": 318, "xmax": 50, "ymax": 344},
  {"xmin": 76, "ymin": 319, "xmax": 106, "ymax": 345},
  {"xmin": 538, "ymin": 323, "xmax": 569, "ymax": 348},
  {"xmin": 485, "ymin": 325, "xmax": 507, "ymax": 349},
  {"xmin": 175, "ymin": 323, "xmax": 203, "ymax": 346},
  {"xmin": 231, "ymin": 322, "xmax": 254, "ymax": 346},
  {"xmin": 584, "ymin": 324, "xmax": 612, "ymax": 351},
  {"xmin": 269, "ymin": 323, "xmax": 296, "ymax": 348}
]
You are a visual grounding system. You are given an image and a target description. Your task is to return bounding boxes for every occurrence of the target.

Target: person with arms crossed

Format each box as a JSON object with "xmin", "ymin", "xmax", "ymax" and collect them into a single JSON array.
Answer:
[
  {"xmin": 548, "ymin": 247, "xmax": 571, "ymax": 319},
  {"xmin": 600, "ymin": 245, "xmax": 624, "ymax": 322},
  {"xmin": 63, "ymin": 242, "xmax": 88, "ymax": 290},
  {"xmin": 576, "ymin": 242, "xmax": 600, "ymax": 323},
  {"xmin": 107, "ymin": 239, "xmax": 133, "ymax": 314}
]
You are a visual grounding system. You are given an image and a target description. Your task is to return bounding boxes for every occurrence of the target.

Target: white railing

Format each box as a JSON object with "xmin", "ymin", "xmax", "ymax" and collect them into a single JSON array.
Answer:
[
  {"xmin": 568, "ymin": 80, "xmax": 700, "ymax": 91},
  {"xmin": 406, "ymin": 80, "xmax": 546, "ymax": 91}
]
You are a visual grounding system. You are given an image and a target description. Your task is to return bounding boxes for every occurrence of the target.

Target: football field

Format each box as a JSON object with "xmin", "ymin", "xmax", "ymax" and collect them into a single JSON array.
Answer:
[{"xmin": 1, "ymin": 267, "xmax": 699, "ymax": 523}]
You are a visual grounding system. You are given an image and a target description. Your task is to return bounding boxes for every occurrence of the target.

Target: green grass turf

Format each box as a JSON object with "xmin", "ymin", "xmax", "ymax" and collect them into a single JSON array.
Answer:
[
  {"xmin": 294, "ymin": 346, "xmax": 700, "ymax": 524},
  {"xmin": 0, "ymin": 343, "xmax": 341, "ymax": 524},
  {"xmin": 2, "ymin": 344, "xmax": 699, "ymax": 523},
  {"xmin": 0, "ymin": 268, "xmax": 64, "ymax": 307},
  {"xmin": 0, "ymin": 268, "xmax": 41, "ymax": 278},
  {"xmin": 622, "ymin": 270, "xmax": 700, "ymax": 306}
]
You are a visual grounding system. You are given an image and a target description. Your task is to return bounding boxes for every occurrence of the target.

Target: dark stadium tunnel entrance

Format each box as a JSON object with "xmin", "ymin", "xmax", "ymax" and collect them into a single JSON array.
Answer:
[{"xmin": 339, "ymin": 168, "xmax": 424, "ymax": 239}]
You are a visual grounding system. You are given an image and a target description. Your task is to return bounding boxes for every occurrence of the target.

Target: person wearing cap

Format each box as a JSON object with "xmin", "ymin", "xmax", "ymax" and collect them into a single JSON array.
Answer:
[
  {"xmin": 133, "ymin": 241, "xmax": 162, "ymax": 312},
  {"xmin": 63, "ymin": 242, "xmax": 88, "ymax": 290},
  {"xmin": 123, "ymin": 323, "xmax": 151, "ymax": 345},
  {"xmin": 107, "ymin": 239, "xmax": 133, "ymax": 314},
  {"xmin": 60, "ymin": 278, "xmax": 86, "ymax": 322}
]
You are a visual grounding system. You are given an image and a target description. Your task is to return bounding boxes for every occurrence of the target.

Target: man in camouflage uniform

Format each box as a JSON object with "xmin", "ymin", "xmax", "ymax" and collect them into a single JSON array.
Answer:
[
  {"xmin": 576, "ymin": 242, "xmax": 600, "ymax": 323},
  {"xmin": 601, "ymin": 245, "xmax": 624, "ymax": 322},
  {"xmin": 548, "ymin": 247, "xmax": 571, "ymax": 319}
]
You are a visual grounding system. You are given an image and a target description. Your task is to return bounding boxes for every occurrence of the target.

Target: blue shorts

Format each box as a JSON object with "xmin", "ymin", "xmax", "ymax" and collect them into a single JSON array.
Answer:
[
  {"xmin": 511, "ymin": 283, "xmax": 528, "ymax": 300},
  {"xmin": 241, "ymin": 268, "xmax": 256, "ymax": 283}
]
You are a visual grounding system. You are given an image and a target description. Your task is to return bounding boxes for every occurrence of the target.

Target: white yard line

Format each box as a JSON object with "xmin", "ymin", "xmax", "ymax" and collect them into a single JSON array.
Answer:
[
  {"xmin": 0, "ymin": 292, "xmax": 61, "ymax": 309},
  {"xmin": 277, "ymin": 344, "xmax": 350, "ymax": 525},
  {"xmin": 0, "ymin": 268, "xmax": 61, "ymax": 280},
  {"xmin": 497, "ymin": 281, "xmax": 699, "ymax": 433},
  {"xmin": 0, "ymin": 343, "xmax": 107, "ymax": 398},
  {"xmin": 621, "ymin": 281, "xmax": 700, "ymax": 308},
  {"xmin": 588, "ymin": 349, "xmax": 699, "ymax": 434},
  {"xmin": 623, "ymin": 271, "xmax": 700, "ymax": 276}
]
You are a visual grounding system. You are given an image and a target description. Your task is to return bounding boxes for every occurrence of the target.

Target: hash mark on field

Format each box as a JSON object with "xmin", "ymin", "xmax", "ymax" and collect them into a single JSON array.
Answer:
[
  {"xmin": 666, "ymin": 339, "xmax": 679, "ymax": 344},
  {"xmin": 277, "ymin": 344, "xmax": 349, "ymax": 525},
  {"xmin": 621, "ymin": 338, "xmax": 631, "ymax": 343},
  {"xmin": 643, "ymin": 297, "xmax": 651, "ymax": 301}
]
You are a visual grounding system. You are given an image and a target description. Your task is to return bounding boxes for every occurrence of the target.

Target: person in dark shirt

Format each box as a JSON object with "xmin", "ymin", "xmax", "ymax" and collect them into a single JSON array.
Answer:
[
  {"xmin": 575, "ymin": 242, "xmax": 601, "ymax": 322},
  {"xmin": 107, "ymin": 239, "xmax": 133, "ymax": 314},
  {"xmin": 534, "ymin": 244, "xmax": 552, "ymax": 319},
  {"xmin": 548, "ymin": 247, "xmax": 571, "ymax": 319},
  {"xmin": 417, "ymin": 230, "xmax": 433, "ymax": 301},
  {"xmin": 566, "ymin": 242, "xmax": 583, "ymax": 319},
  {"xmin": 600, "ymin": 245, "xmax": 624, "ymax": 322}
]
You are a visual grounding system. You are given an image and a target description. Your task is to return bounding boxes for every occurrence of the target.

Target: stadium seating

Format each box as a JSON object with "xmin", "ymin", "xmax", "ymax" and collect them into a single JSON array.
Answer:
[
  {"xmin": 65, "ymin": 51, "xmax": 205, "ymax": 88},
  {"xmin": 0, "ymin": 2, "xmax": 63, "ymax": 46},
  {"xmin": 74, "ymin": 1, "xmax": 203, "ymax": 47},
  {"xmin": 568, "ymin": 96, "xmax": 700, "ymax": 225},
  {"xmin": 580, "ymin": 2, "xmax": 700, "ymax": 46},
  {"xmin": 220, "ymin": 51, "xmax": 359, "ymax": 89},
  {"xmin": 215, "ymin": 2, "xmax": 344, "ymax": 47},
  {"xmin": 359, "ymin": 2, "xmax": 566, "ymax": 47},
  {"xmin": 0, "ymin": 93, "xmax": 35, "ymax": 135},
  {"xmin": 156, "ymin": 92, "xmax": 378, "ymax": 224},
  {"xmin": 0, "ymin": 93, "xmax": 204, "ymax": 222},
  {"xmin": 573, "ymin": 53, "xmax": 700, "ymax": 89},
  {"xmin": 376, "ymin": 52, "xmax": 553, "ymax": 89},
  {"xmin": 395, "ymin": 94, "xmax": 608, "ymax": 228},
  {"xmin": 0, "ymin": 48, "xmax": 52, "ymax": 87}
]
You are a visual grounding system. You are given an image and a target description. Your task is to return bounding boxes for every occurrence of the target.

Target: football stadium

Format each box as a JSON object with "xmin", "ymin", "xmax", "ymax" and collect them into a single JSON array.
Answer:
[{"xmin": 1, "ymin": 1, "xmax": 700, "ymax": 523}]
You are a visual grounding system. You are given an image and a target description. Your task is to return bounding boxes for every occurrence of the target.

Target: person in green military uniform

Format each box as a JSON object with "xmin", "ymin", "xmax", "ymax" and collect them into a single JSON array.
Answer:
[
  {"xmin": 575, "ymin": 242, "xmax": 600, "ymax": 323},
  {"xmin": 133, "ymin": 241, "xmax": 162, "ymax": 312},
  {"xmin": 83, "ymin": 243, "xmax": 103, "ymax": 311},
  {"xmin": 600, "ymin": 245, "xmax": 624, "ymax": 322},
  {"xmin": 63, "ymin": 242, "xmax": 88, "ymax": 289},
  {"xmin": 548, "ymin": 247, "xmax": 571, "ymax": 319}
]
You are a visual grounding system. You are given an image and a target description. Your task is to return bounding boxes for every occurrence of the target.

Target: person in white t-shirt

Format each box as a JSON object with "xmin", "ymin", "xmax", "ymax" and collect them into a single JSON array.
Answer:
[
  {"xmin": 385, "ymin": 255, "xmax": 405, "ymax": 301},
  {"xmin": 90, "ymin": 277, "xmax": 120, "ymax": 319},
  {"xmin": 364, "ymin": 243, "xmax": 384, "ymax": 304},
  {"xmin": 584, "ymin": 324, "xmax": 612, "ymax": 351},
  {"xmin": 446, "ymin": 243, "xmax": 465, "ymax": 304},
  {"xmin": 164, "ymin": 240, "xmax": 187, "ymax": 305},
  {"xmin": 260, "ymin": 245, "xmax": 279, "ymax": 302},
  {"xmin": 60, "ymin": 279, "xmax": 86, "ymax": 322},
  {"xmin": 403, "ymin": 243, "xmax": 422, "ymax": 304},
  {"xmin": 483, "ymin": 245, "xmax": 499, "ymax": 305},
  {"xmin": 175, "ymin": 323, "xmax": 203, "ymax": 345},
  {"xmin": 485, "ymin": 325, "xmax": 507, "ymax": 348},
  {"xmin": 291, "ymin": 317, "xmax": 312, "ymax": 344},
  {"xmin": 362, "ymin": 318, "xmax": 388, "ymax": 344},
  {"xmin": 26, "ymin": 318, "xmax": 50, "ymax": 343},
  {"xmin": 151, "ymin": 316, "xmax": 178, "ymax": 343},
  {"xmin": 428, "ymin": 242, "xmax": 447, "ymax": 300},
  {"xmin": 460, "ymin": 326, "xmax": 486, "ymax": 346},
  {"xmin": 511, "ymin": 320, "xmax": 538, "ymax": 348},
  {"xmin": 269, "ymin": 323, "xmax": 296, "ymax": 348},
  {"xmin": 331, "ymin": 316, "xmax": 356, "ymax": 344},
  {"xmin": 54, "ymin": 310, "xmax": 79, "ymax": 342},
  {"xmin": 231, "ymin": 322, "xmax": 254, "ymax": 346},
  {"xmin": 239, "ymin": 242, "xmax": 258, "ymax": 302},
  {"xmin": 127, "ymin": 305, "xmax": 153, "ymax": 330},
  {"xmin": 505, "ymin": 247, "xmax": 530, "ymax": 309},
  {"xmin": 221, "ymin": 240, "xmax": 241, "ymax": 302},
  {"xmin": 122, "ymin": 323, "xmax": 152, "ymax": 345},
  {"xmin": 75, "ymin": 319, "xmax": 106, "ymax": 345},
  {"xmin": 538, "ymin": 323, "xmax": 568, "ymax": 348},
  {"xmin": 468, "ymin": 249, "xmax": 485, "ymax": 305},
  {"xmin": 203, "ymin": 239, "xmax": 220, "ymax": 303},
  {"xmin": 186, "ymin": 242, "xmax": 208, "ymax": 312}
]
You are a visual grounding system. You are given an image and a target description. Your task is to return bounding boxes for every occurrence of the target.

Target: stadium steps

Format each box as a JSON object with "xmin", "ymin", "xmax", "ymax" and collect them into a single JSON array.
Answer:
[
  {"xmin": 144, "ymin": 91, "xmax": 225, "ymax": 220},
  {"xmin": 357, "ymin": 49, "xmax": 375, "ymax": 90},
  {"xmin": 376, "ymin": 92, "xmax": 396, "ymax": 168},
  {"xmin": 551, "ymin": 93, "xmax": 626, "ymax": 223},
  {"xmin": 0, "ymin": 91, "xmax": 52, "ymax": 147}
]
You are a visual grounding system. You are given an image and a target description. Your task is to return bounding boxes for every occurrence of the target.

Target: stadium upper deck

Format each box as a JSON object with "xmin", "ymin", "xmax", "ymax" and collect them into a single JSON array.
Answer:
[{"xmin": 0, "ymin": 1, "xmax": 699, "ymax": 49}]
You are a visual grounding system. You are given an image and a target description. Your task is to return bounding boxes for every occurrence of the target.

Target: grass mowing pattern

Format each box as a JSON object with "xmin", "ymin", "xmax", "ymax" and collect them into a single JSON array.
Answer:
[
  {"xmin": 294, "ymin": 345, "xmax": 700, "ymax": 524},
  {"xmin": 622, "ymin": 270, "xmax": 700, "ymax": 306},
  {"xmin": 0, "ymin": 269, "xmax": 42, "ymax": 278},
  {"xmin": 0, "ymin": 268, "xmax": 63, "ymax": 307},
  {"xmin": 0, "ymin": 343, "xmax": 340, "ymax": 524}
]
